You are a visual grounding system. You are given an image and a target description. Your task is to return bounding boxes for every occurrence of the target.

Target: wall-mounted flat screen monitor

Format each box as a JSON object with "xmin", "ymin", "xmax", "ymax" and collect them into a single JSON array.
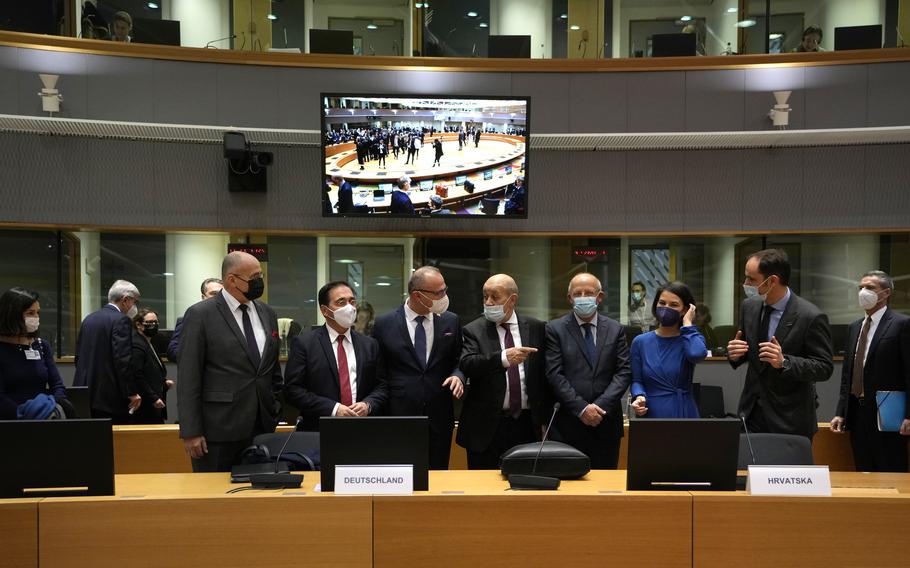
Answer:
[
  {"xmin": 310, "ymin": 29, "xmax": 354, "ymax": 54},
  {"xmin": 488, "ymin": 35, "xmax": 531, "ymax": 58},
  {"xmin": 322, "ymin": 94, "xmax": 529, "ymax": 217},
  {"xmin": 132, "ymin": 18, "xmax": 181, "ymax": 46},
  {"xmin": 651, "ymin": 33, "xmax": 696, "ymax": 57},
  {"xmin": 378, "ymin": 183, "xmax": 392, "ymax": 191},
  {"xmin": 834, "ymin": 25, "xmax": 882, "ymax": 51}
]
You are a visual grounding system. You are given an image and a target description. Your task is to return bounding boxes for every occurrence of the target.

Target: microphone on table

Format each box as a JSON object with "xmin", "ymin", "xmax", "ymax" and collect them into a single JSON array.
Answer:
[
  {"xmin": 509, "ymin": 402, "xmax": 561, "ymax": 490},
  {"xmin": 205, "ymin": 34, "xmax": 237, "ymax": 49},
  {"xmin": 740, "ymin": 413, "xmax": 756, "ymax": 465},
  {"xmin": 250, "ymin": 416, "xmax": 304, "ymax": 489}
]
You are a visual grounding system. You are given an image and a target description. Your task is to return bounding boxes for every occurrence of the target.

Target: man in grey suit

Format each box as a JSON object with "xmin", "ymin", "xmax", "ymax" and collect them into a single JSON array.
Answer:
[
  {"xmin": 546, "ymin": 273, "xmax": 631, "ymax": 469},
  {"xmin": 727, "ymin": 248, "xmax": 833, "ymax": 439},
  {"xmin": 178, "ymin": 251, "xmax": 283, "ymax": 472}
]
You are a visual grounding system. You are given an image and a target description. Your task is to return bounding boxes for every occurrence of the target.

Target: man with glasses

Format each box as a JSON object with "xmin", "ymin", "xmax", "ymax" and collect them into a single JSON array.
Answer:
[
  {"xmin": 373, "ymin": 266, "xmax": 464, "ymax": 469},
  {"xmin": 178, "ymin": 251, "xmax": 283, "ymax": 472},
  {"xmin": 284, "ymin": 281, "xmax": 388, "ymax": 431},
  {"xmin": 74, "ymin": 279, "xmax": 142, "ymax": 423},
  {"xmin": 727, "ymin": 248, "xmax": 833, "ymax": 439}
]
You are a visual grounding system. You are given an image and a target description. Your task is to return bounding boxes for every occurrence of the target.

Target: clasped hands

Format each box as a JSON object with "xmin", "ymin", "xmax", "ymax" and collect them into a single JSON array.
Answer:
[{"xmin": 727, "ymin": 330, "xmax": 785, "ymax": 368}]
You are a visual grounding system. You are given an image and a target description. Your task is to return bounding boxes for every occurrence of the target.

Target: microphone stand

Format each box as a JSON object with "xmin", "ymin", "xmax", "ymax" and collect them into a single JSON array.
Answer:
[
  {"xmin": 250, "ymin": 416, "xmax": 304, "ymax": 488},
  {"xmin": 508, "ymin": 403, "xmax": 562, "ymax": 490}
]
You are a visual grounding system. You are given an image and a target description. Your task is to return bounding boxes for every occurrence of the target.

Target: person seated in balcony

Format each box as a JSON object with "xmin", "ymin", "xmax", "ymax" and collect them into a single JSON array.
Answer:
[
  {"xmin": 793, "ymin": 26, "xmax": 824, "ymax": 52},
  {"xmin": 429, "ymin": 194, "xmax": 453, "ymax": 215}
]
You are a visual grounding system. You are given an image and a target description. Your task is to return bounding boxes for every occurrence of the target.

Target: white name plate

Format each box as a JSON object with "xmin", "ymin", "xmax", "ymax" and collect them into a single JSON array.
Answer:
[
  {"xmin": 335, "ymin": 465, "xmax": 413, "ymax": 495},
  {"xmin": 747, "ymin": 465, "xmax": 832, "ymax": 496}
]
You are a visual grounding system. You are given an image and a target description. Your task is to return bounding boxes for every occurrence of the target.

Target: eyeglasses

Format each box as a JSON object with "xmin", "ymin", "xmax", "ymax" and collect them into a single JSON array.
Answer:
[{"xmin": 416, "ymin": 287, "xmax": 448, "ymax": 297}]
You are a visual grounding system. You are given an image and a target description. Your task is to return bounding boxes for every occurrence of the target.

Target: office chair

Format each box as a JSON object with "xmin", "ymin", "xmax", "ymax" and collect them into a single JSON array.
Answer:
[
  {"xmin": 481, "ymin": 197, "xmax": 500, "ymax": 215},
  {"xmin": 737, "ymin": 433, "xmax": 814, "ymax": 469}
]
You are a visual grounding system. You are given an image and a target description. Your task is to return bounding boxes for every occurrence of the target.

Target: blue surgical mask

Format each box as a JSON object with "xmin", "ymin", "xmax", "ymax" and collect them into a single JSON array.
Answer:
[
  {"xmin": 655, "ymin": 306, "xmax": 681, "ymax": 327},
  {"xmin": 483, "ymin": 303, "xmax": 506, "ymax": 323},
  {"xmin": 631, "ymin": 291, "xmax": 643, "ymax": 303},
  {"xmin": 572, "ymin": 296, "xmax": 598, "ymax": 318}
]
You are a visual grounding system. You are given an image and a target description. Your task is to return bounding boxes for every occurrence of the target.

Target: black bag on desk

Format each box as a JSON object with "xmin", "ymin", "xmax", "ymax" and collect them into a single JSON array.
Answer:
[{"xmin": 499, "ymin": 441, "xmax": 591, "ymax": 479}]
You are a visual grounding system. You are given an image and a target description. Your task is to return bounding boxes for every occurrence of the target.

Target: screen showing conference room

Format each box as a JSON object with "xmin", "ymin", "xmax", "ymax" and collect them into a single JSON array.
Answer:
[{"xmin": 322, "ymin": 94, "xmax": 528, "ymax": 217}]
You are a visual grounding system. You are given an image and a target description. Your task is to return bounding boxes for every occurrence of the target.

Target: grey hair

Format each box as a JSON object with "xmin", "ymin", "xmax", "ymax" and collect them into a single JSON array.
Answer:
[
  {"xmin": 408, "ymin": 266, "xmax": 441, "ymax": 294},
  {"xmin": 863, "ymin": 270, "xmax": 894, "ymax": 292},
  {"xmin": 397, "ymin": 175, "xmax": 411, "ymax": 189},
  {"xmin": 567, "ymin": 273, "xmax": 602, "ymax": 295},
  {"xmin": 108, "ymin": 279, "xmax": 139, "ymax": 303}
]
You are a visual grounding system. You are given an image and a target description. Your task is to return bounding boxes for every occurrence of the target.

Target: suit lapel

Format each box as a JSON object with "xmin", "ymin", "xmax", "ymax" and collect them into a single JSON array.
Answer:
[
  {"xmin": 318, "ymin": 326, "xmax": 340, "ymax": 385},
  {"xmin": 566, "ymin": 315, "xmax": 594, "ymax": 368},
  {"xmin": 253, "ymin": 300, "xmax": 275, "ymax": 373},
  {"xmin": 214, "ymin": 294, "xmax": 258, "ymax": 370},
  {"xmin": 593, "ymin": 315, "xmax": 608, "ymax": 373},
  {"xmin": 352, "ymin": 331, "xmax": 365, "ymax": 394},
  {"xmin": 396, "ymin": 306, "xmax": 423, "ymax": 369},
  {"xmin": 865, "ymin": 309, "xmax": 893, "ymax": 367},
  {"xmin": 427, "ymin": 312, "xmax": 445, "ymax": 368},
  {"xmin": 771, "ymin": 294, "xmax": 798, "ymax": 345},
  {"xmin": 844, "ymin": 320, "xmax": 860, "ymax": 370}
]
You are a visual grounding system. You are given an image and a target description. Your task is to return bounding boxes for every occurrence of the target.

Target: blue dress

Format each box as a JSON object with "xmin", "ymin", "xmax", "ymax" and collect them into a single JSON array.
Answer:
[
  {"xmin": 630, "ymin": 327, "xmax": 707, "ymax": 418},
  {"xmin": 0, "ymin": 339, "xmax": 67, "ymax": 419}
]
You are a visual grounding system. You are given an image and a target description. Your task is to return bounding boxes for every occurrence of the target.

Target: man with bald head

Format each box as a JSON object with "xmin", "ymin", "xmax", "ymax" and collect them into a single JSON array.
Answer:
[
  {"xmin": 458, "ymin": 274, "xmax": 550, "ymax": 469},
  {"xmin": 177, "ymin": 251, "xmax": 283, "ymax": 472},
  {"xmin": 373, "ymin": 266, "xmax": 464, "ymax": 469},
  {"xmin": 546, "ymin": 273, "xmax": 631, "ymax": 469}
]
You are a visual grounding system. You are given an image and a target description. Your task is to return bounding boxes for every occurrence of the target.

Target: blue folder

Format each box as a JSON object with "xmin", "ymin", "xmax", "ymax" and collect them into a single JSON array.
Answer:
[{"xmin": 875, "ymin": 391, "xmax": 906, "ymax": 432}]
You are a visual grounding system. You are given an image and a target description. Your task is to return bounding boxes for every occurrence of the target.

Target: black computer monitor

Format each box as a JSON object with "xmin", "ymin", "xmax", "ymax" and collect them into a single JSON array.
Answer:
[
  {"xmin": 488, "ymin": 35, "xmax": 531, "ymax": 58},
  {"xmin": 131, "ymin": 18, "xmax": 181, "ymax": 46},
  {"xmin": 319, "ymin": 416, "xmax": 429, "ymax": 491},
  {"xmin": 834, "ymin": 25, "xmax": 882, "ymax": 51},
  {"xmin": 310, "ymin": 29, "xmax": 354, "ymax": 55},
  {"xmin": 65, "ymin": 385, "xmax": 91, "ymax": 419},
  {"xmin": 626, "ymin": 418, "xmax": 740, "ymax": 491},
  {"xmin": 0, "ymin": 419, "xmax": 114, "ymax": 497},
  {"xmin": 651, "ymin": 33, "xmax": 696, "ymax": 57}
]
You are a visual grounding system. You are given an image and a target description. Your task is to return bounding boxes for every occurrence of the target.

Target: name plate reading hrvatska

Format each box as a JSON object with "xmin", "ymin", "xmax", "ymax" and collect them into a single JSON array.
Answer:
[{"xmin": 747, "ymin": 465, "xmax": 832, "ymax": 496}]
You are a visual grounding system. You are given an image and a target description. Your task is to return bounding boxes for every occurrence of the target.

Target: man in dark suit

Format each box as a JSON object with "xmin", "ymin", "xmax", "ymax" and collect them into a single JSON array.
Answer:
[
  {"xmin": 546, "ymin": 273, "xmax": 631, "ymax": 469},
  {"xmin": 166, "ymin": 277, "xmax": 223, "ymax": 363},
  {"xmin": 373, "ymin": 266, "xmax": 464, "ymax": 469},
  {"xmin": 332, "ymin": 174, "xmax": 355, "ymax": 215},
  {"xmin": 458, "ymin": 274, "xmax": 549, "ymax": 469},
  {"xmin": 504, "ymin": 175, "xmax": 526, "ymax": 215},
  {"xmin": 74, "ymin": 279, "xmax": 142, "ymax": 423},
  {"xmin": 390, "ymin": 175, "xmax": 416, "ymax": 215},
  {"xmin": 285, "ymin": 281, "xmax": 388, "ymax": 431},
  {"xmin": 474, "ymin": 129, "xmax": 481, "ymax": 148},
  {"xmin": 177, "ymin": 251, "xmax": 283, "ymax": 472},
  {"xmin": 458, "ymin": 129, "xmax": 465, "ymax": 150},
  {"xmin": 727, "ymin": 248, "xmax": 833, "ymax": 439},
  {"xmin": 832, "ymin": 270, "xmax": 910, "ymax": 471}
]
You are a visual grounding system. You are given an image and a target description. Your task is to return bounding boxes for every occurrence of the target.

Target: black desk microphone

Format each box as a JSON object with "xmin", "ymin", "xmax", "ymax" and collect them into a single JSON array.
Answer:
[{"xmin": 509, "ymin": 403, "xmax": 561, "ymax": 490}]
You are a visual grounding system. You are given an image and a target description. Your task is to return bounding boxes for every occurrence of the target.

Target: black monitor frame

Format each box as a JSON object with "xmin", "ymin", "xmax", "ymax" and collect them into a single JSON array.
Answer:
[
  {"xmin": 651, "ymin": 33, "xmax": 697, "ymax": 57},
  {"xmin": 319, "ymin": 416, "xmax": 429, "ymax": 491},
  {"xmin": 626, "ymin": 418, "xmax": 740, "ymax": 491},
  {"xmin": 834, "ymin": 25, "xmax": 882, "ymax": 51},
  {"xmin": 488, "ymin": 35, "xmax": 532, "ymax": 58},
  {"xmin": 321, "ymin": 92, "xmax": 530, "ymax": 219},
  {"xmin": 309, "ymin": 29, "xmax": 354, "ymax": 55},
  {"xmin": 0, "ymin": 419, "xmax": 114, "ymax": 498}
]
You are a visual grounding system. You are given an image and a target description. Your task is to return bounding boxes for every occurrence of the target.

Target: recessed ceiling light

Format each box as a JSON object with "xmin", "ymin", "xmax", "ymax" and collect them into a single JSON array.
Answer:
[
  {"xmin": 375, "ymin": 282, "xmax": 392, "ymax": 287},
  {"xmin": 162, "ymin": 272, "xmax": 174, "ymax": 276},
  {"xmin": 415, "ymin": 2, "xmax": 424, "ymax": 7},
  {"xmin": 467, "ymin": 11, "xmax": 478, "ymax": 18},
  {"xmin": 560, "ymin": 14, "xmax": 568, "ymax": 19},
  {"xmin": 366, "ymin": 23, "xmax": 378, "ymax": 29},
  {"xmin": 736, "ymin": 19, "xmax": 757, "ymax": 28},
  {"xmin": 147, "ymin": 2, "xmax": 159, "ymax": 8},
  {"xmin": 267, "ymin": 13, "xmax": 277, "ymax": 20},
  {"xmin": 335, "ymin": 259, "xmax": 358, "ymax": 264},
  {"xmin": 570, "ymin": 25, "xmax": 580, "ymax": 31},
  {"xmin": 727, "ymin": 7, "xmax": 738, "ymax": 13},
  {"xmin": 769, "ymin": 33, "xmax": 783, "ymax": 40},
  {"xmin": 680, "ymin": 15, "xmax": 692, "ymax": 22},
  {"xmin": 478, "ymin": 22, "xmax": 488, "ymax": 28}
]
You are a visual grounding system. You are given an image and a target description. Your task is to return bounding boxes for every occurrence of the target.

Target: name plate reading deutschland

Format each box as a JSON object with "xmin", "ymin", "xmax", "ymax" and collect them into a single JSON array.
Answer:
[
  {"xmin": 747, "ymin": 465, "xmax": 832, "ymax": 496},
  {"xmin": 335, "ymin": 465, "xmax": 413, "ymax": 495}
]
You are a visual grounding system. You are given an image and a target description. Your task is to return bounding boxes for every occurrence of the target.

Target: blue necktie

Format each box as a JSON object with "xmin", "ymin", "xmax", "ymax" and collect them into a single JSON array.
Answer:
[
  {"xmin": 414, "ymin": 315, "xmax": 427, "ymax": 368},
  {"xmin": 583, "ymin": 323, "xmax": 596, "ymax": 366},
  {"xmin": 239, "ymin": 304, "xmax": 261, "ymax": 370}
]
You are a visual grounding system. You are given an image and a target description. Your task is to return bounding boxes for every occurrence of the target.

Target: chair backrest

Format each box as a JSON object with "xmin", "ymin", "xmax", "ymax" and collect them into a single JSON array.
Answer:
[
  {"xmin": 737, "ymin": 433, "xmax": 814, "ymax": 469},
  {"xmin": 65, "ymin": 386, "xmax": 91, "ymax": 419},
  {"xmin": 481, "ymin": 198, "xmax": 499, "ymax": 214},
  {"xmin": 252, "ymin": 431, "xmax": 320, "ymax": 471},
  {"xmin": 697, "ymin": 385, "xmax": 726, "ymax": 418}
]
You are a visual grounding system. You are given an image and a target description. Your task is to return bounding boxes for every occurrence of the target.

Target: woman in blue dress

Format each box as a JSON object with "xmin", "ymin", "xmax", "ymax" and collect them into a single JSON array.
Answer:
[{"xmin": 629, "ymin": 281, "xmax": 707, "ymax": 418}]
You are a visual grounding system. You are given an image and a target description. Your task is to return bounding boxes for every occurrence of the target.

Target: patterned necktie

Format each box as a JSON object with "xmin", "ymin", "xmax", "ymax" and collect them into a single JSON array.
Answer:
[
  {"xmin": 414, "ymin": 315, "xmax": 427, "ymax": 368},
  {"xmin": 582, "ymin": 323, "xmax": 597, "ymax": 366},
  {"xmin": 336, "ymin": 335, "xmax": 353, "ymax": 406},
  {"xmin": 239, "ymin": 304, "xmax": 261, "ymax": 370},
  {"xmin": 851, "ymin": 316, "xmax": 872, "ymax": 398},
  {"xmin": 501, "ymin": 323, "xmax": 521, "ymax": 418}
]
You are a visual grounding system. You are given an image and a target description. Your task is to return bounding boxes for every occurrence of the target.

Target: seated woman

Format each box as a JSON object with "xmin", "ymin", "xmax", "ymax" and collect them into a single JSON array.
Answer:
[
  {"xmin": 0, "ymin": 287, "xmax": 67, "ymax": 420},
  {"xmin": 629, "ymin": 281, "xmax": 707, "ymax": 419},
  {"xmin": 129, "ymin": 308, "xmax": 171, "ymax": 424}
]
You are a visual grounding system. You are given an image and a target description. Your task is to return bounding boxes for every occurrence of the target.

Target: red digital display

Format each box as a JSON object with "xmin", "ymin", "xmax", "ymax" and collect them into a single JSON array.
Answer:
[
  {"xmin": 572, "ymin": 248, "xmax": 609, "ymax": 263},
  {"xmin": 228, "ymin": 244, "xmax": 269, "ymax": 262}
]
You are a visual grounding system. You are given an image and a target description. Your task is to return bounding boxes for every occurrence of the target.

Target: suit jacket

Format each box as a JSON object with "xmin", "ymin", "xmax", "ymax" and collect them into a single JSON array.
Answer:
[
  {"xmin": 836, "ymin": 308, "xmax": 910, "ymax": 426},
  {"xmin": 130, "ymin": 330, "xmax": 167, "ymax": 423},
  {"xmin": 177, "ymin": 293, "xmax": 283, "ymax": 443},
  {"xmin": 732, "ymin": 292, "xmax": 833, "ymax": 438},
  {"xmin": 545, "ymin": 313, "xmax": 631, "ymax": 441},
  {"xmin": 74, "ymin": 304, "xmax": 135, "ymax": 415},
  {"xmin": 457, "ymin": 313, "xmax": 549, "ymax": 452},
  {"xmin": 166, "ymin": 316, "xmax": 183, "ymax": 362},
  {"xmin": 390, "ymin": 190, "xmax": 416, "ymax": 214},
  {"xmin": 284, "ymin": 326, "xmax": 388, "ymax": 431},
  {"xmin": 372, "ymin": 305, "xmax": 464, "ymax": 435},
  {"xmin": 337, "ymin": 182, "xmax": 355, "ymax": 215}
]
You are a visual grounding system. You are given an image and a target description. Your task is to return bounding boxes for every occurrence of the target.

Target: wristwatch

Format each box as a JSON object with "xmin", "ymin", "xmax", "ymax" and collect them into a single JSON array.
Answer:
[{"xmin": 780, "ymin": 355, "xmax": 791, "ymax": 370}]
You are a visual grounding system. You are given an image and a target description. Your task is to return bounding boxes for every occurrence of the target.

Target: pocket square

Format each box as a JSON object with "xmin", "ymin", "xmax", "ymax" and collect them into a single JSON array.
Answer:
[{"xmin": 443, "ymin": 331, "xmax": 454, "ymax": 337}]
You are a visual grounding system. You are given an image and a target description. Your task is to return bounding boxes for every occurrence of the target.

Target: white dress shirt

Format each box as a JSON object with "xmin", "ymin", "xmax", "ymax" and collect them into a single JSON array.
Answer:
[
  {"xmin": 855, "ymin": 305, "xmax": 887, "ymax": 367},
  {"xmin": 221, "ymin": 289, "xmax": 266, "ymax": 356},
  {"xmin": 497, "ymin": 311, "xmax": 528, "ymax": 411},
  {"xmin": 326, "ymin": 324, "xmax": 358, "ymax": 416},
  {"xmin": 403, "ymin": 301, "xmax": 433, "ymax": 364}
]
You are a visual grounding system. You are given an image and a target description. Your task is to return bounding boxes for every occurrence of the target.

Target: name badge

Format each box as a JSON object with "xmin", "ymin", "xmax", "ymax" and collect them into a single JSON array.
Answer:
[
  {"xmin": 24, "ymin": 349, "xmax": 41, "ymax": 360},
  {"xmin": 335, "ymin": 465, "xmax": 413, "ymax": 495},
  {"xmin": 747, "ymin": 465, "xmax": 832, "ymax": 496}
]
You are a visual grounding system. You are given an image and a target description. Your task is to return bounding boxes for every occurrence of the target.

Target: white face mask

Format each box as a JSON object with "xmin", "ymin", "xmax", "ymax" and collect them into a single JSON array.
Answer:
[
  {"xmin": 126, "ymin": 304, "xmax": 138, "ymax": 319},
  {"xmin": 421, "ymin": 292, "xmax": 449, "ymax": 315},
  {"xmin": 326, "ymin": 304, "xmax": 357, "ymax": 329},
  {"xmin": 858, "ymin": 288, "xmax": 883, "ymax": 310},
  {"xmin": 24, "ymin": 317, "xmax": 40, "ymax": 333},
  {"xmin": 483, "ymin": 303, "xmax": 506, "ymax": 323},
  {"xmin": 743, "ymin": 276, "xmax": 771, "ymax": 302}
]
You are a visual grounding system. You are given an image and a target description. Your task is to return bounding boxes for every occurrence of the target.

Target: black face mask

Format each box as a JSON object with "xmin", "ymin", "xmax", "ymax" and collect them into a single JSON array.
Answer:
[
  {"xmin": 142, "ymin": 322, "xmax": 159, "ymax": 338},
  {"xmin": 241, "ymin": 277, "xmax": 265, "ymax": 301}
]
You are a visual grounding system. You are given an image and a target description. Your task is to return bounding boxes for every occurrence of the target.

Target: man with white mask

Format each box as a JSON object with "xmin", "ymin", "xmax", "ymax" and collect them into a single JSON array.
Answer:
[
  {"xmin": 284, "ymin": 281, "xmax": 388, "ymax": 431},
  {"xmin": 457, "ymin": 274, "xmax": 549, "ymax": 469},
  {"xmin": 373, "ymin": 266, "xmax": 464, "ymax": 469}
]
